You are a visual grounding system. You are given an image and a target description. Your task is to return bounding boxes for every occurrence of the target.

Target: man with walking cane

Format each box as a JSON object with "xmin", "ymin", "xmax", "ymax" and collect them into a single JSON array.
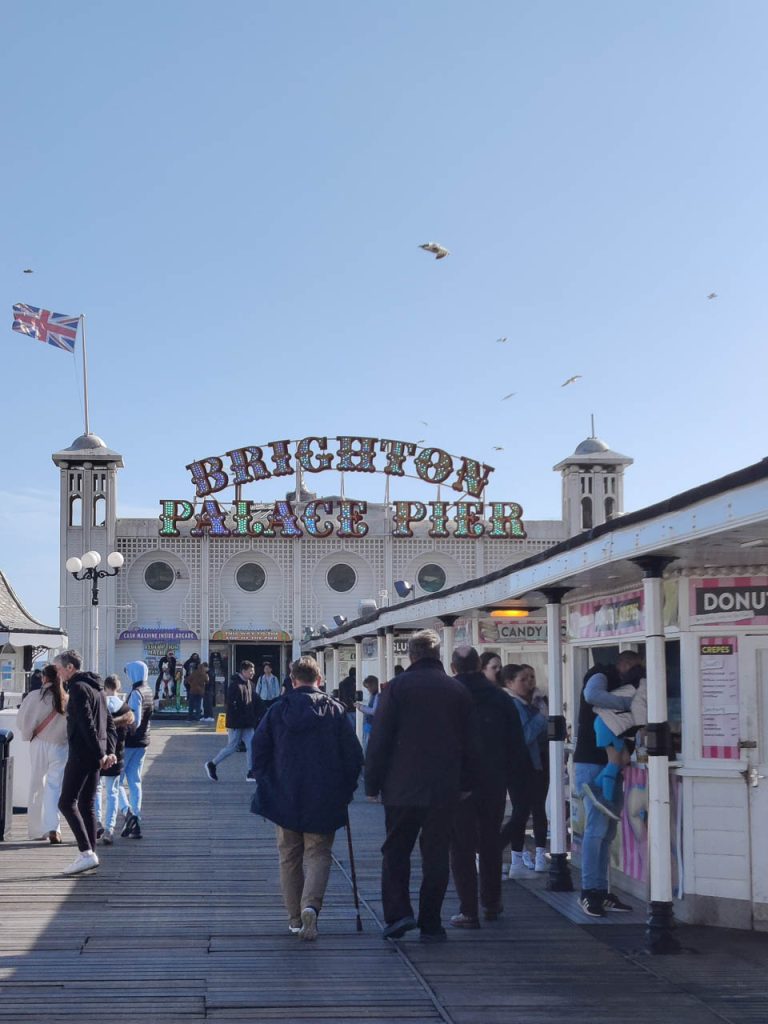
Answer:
[{"xmin": 251, "ymin": 656, "xmax": 363, "ymax": 941}]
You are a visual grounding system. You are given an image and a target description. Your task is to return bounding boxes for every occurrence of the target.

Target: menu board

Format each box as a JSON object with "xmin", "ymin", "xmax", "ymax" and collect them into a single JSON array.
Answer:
[{"xmin": 700, "ymin": 637, "xmax": 740, "ymax": 759}]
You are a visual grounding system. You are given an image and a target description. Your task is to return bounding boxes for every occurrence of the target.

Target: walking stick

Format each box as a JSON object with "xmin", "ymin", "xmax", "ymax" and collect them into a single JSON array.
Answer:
[{"xmin": 345, "ymin": 814, "xmax": 363, "ymax": 932}]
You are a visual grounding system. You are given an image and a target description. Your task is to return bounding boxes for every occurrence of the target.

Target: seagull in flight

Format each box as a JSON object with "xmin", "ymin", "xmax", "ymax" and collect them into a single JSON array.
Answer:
[
  {"xmin": 22, "ymin": 268, "xmax": 33, "ymax": 274},
  {"xmin": 561, "ymin": 375, "xmax": 582, "ymax": 388},
  {"xmin": 496, "ymin": 336, "xmax": 508, "ymax": 344},
  {"xmin": 420, "ymin": 420, "xmax": 429, "ymax": 426},
  {"xmin": 706, "ymin": 292, "xmax": 717, "ymax": 300},
  {"xmin": 501, "ymin": 392, "xmax": 517, "ymax": 401},
  {"xmin": 493, "ymin": 446, "xmax": 504, "ymax": 451},
  {"xmin": 418, "ymin": 242, "xmax": 450, "ymax": 260}
]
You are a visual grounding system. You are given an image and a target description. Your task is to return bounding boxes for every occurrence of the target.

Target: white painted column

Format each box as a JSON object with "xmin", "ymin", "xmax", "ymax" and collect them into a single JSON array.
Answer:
[
  {"xmin": 316, "ymin": 647, "xmax": 325, "ymax": 684},
  {"xmin": 200, "ymin": 532, "xmax": 210, "ymax": 662},
  {"xmin": 355, "ymin": 639, "xmax": 364, "ymax": 743},
  {"xmin": 471, "ymin": 609, "xmax": 480, "ymax": 648},
  {"xmin": 292, "ymin": 539, "xmax": 303, "ymax": 661},
  {"xmin": 439, "ymin": 616, "xmax": 457, "ymax": 672},
  {"xmin": 635, "ymin": 556, "xmax": 679, "ymax": 954},
  {"xmin": 544, "ymin": 594, "xmax": 572, "ymax": 890},
  {"xmin": 385, "ymin": 627, "xmax": 395, "ymax": 681},
  {"xmin": 377, "ymin": 629, "xmax": 387, "ymax": 685},
  {"xmin": 331, "ymin": 645, "xmax": 340, "ymax": 696}
]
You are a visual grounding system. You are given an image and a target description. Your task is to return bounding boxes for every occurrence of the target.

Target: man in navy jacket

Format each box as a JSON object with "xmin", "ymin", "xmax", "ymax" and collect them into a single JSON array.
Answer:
[{"xmin": 252, "ymin": 656, "xmax": 363, "ymax": 941}]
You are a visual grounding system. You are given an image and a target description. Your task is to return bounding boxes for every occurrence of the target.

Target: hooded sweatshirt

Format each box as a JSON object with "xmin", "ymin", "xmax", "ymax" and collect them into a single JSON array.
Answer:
[
  {"xmin": 66, "ymin": 671, "xmax": 108, "ymax": 768},
  {"xmin": 124, "ymin": 660, "xmax": 153, "ymax": 748},
  {"xmin": 251, "ymin": 686, "xmax": 363, "ymax": 834}
]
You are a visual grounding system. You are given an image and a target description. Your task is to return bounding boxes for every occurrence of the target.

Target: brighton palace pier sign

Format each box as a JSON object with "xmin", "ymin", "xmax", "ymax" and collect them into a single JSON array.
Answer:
[{"xmin": 159, "ymin": 436, "xmax": 526, "ymax": 540}]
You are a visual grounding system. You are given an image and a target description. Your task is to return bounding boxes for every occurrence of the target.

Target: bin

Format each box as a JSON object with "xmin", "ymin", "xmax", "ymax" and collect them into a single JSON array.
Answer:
[{"xmin": 0, "ymin": 728, "xmax": 13, "ymax": 841}]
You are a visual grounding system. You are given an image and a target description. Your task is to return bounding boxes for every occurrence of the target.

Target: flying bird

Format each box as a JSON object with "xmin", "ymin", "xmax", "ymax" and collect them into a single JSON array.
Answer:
[
  {"xmin": 418, "ymin": 242, "xmax": 450, "ymax": 260},
  {"xmin": 706, "ymin": 292, "xmax": 717, "ymax": 300},
  {"xmin": 501, "ymin": 392, "xmax": 517, "ymax": 401},
  {"xmin": 420, "ymin": 420, "xmax": 429, "ymax": 426},
  {"xmin": 493, "ymin": 446, "xmax": 504, "ymax": 451},
  {"xmin": 496, "ymin": 336, "xmax": 508, "ymax": 343},
  {"xmin": 22, "ymin": 268, "xmax": 33, "ymax": 274},
  {"xmin": 561, "ymin": 375, "xmax": 582, "ymax": 388}
]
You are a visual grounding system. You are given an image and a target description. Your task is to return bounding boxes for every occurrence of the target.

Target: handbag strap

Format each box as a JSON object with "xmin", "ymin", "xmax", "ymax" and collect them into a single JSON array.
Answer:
[{"xmin": 31, "ymin": 709, "xmax": 58, "ymax": 740}]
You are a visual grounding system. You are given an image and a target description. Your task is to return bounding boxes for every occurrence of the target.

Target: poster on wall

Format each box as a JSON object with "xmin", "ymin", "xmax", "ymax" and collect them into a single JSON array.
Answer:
[
  {"xmin": 0, "ymin": 659, "xmax": 13, "ymax": 690},
  {"xmin": 144, "ymin": 641, "xmax": 180, "ymax": 676},
  {"xmin": 699, "ymin": 637, "xmax": 740, "ymax": 759},
  {"xmin": 567, "ymin": 589, "xmax": 644, "ymax": 640},
  {"xmin": 571, "ymin": 768, "xmax": 683, "ymax": 896}
]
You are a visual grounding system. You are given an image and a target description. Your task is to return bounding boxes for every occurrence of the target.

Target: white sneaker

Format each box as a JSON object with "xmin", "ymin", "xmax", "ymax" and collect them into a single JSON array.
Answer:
[
  {"xmin": 507, "ymin": 853, "xmax": 528, "ymax": 879},
  {"xmin": 522, "ymin": 850, "xmax": 536, "ymax": 870},
  {"xmin": 63, "ymin": 850, "xmax": 99, "ymax": 875},
  {"xmin": 299, "ymin": 906, "xmax": 318, "ymax": 941},
  {"xmin": 534, "ymin": 849, "xmax": 548, "ymax": 873},
  {"xmin": 288, "ymin": 921, "xmax": 302, "ymax": 935}
]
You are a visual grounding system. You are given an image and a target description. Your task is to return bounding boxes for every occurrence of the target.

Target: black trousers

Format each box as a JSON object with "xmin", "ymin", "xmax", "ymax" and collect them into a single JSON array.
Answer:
[
  {"xmin": 381, "ymin": 803, "xmax": 455, "ymax": 934},
  {"xmin": 501, "ymin": 766, "xmax": 549, "ymax": 851},
  {"xmin": 450, "ymin": 786, "xmax": 507, "ymax": 918},
  {"xmin": 58, "ymin": 757, "xmax": 100, "ymax": 852}
]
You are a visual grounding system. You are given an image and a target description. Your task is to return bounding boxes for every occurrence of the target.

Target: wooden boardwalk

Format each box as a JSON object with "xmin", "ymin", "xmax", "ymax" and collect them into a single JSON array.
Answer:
[{"xmin": 2, "ymin": 722, "xmax": 768, "ymax": 1023}]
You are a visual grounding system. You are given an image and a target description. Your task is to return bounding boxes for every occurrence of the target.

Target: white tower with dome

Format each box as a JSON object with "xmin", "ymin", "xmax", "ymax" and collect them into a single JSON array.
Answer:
[
  {"xmin": 554, "ymin": 430, "xmax": 633, "ymax": 536},
  {"xmin": 52, "ymin": 432, "xmax": 124, "ymax": 670}
]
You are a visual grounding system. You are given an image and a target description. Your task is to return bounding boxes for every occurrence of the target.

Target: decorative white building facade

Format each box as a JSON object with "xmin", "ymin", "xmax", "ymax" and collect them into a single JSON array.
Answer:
[{"xmin": 52, "ymin": 431, "xmax": 632, "ymax": 685}]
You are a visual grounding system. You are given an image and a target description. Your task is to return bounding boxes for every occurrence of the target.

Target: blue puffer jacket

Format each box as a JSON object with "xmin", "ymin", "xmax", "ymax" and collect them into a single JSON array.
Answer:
[{"xmin": 251, "ymin": 686, "xmax": 363, "ymax": 834}]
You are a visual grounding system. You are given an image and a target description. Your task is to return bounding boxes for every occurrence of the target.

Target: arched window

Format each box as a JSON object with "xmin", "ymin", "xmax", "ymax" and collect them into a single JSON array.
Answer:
[
  {"xmin": 69, "ymin": 496, "xmax": 82, "ymax": 527},
  {"xmin": 93, "ymin": 496, "xmax": 106, "ymax": 527},
  {"xmin": 581, "ymin": 496, "xmax": 593, "ymax": 530}
]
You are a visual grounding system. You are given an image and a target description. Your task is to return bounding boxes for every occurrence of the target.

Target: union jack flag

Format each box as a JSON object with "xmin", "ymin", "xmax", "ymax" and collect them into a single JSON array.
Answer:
[{"xmin": 11, "ymin": 303, "xmax": 79, "ymax": 354}]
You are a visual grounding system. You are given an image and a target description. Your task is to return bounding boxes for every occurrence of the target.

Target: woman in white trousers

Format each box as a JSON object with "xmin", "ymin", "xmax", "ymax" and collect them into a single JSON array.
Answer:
[{"xmin": 16, "ymin": 665, "xmax": 69, "ymax": 843}]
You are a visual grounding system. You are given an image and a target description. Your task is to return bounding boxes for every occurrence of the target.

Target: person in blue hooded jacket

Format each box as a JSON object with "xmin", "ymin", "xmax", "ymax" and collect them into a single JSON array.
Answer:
[
  {"xmin": 251, "ymin": 655, "xmax": 363, "ymax": 941},
  {"xmin": 121, "ymin": 660, "xmax": 154, "ymax": 839}
]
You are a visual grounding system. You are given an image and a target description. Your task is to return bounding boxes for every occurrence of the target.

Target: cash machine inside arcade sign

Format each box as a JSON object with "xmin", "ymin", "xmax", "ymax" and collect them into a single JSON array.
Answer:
[{"xmin": 158, "ymin": 436, "xmax": 526, "ymax": 540}]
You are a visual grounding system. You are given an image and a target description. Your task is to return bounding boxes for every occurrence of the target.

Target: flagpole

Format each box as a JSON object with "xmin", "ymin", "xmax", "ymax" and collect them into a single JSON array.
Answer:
[{"xmin": 80, "ymin": 315, "xmax": 91, "ymax": 436}]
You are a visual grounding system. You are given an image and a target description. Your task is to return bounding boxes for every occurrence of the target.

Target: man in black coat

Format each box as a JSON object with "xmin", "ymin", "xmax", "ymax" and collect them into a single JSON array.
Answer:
[
  {"xmin": 54, "ymin": 649, "xmax": 115, "ymax": 875},
  {"xmin": 252, "ymin": 656, "xmax": 363, "ymax": 941},
  {"xmin": 365, "ymin": 629, "xmax": 475, "ymax": 943},
  {"xmin": 448, "ymin": 646, "xmax": 527, "ymax": 929},
  {"xmin": 205, "ymin": 661, "xmax": 264, "ymax": 782}
]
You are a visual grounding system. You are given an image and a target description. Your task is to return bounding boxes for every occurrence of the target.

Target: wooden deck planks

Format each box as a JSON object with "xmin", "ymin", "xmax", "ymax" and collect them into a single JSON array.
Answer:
[{"xmin": 2, "ymin": 721, "xmax": 768, "ymax": 1023}]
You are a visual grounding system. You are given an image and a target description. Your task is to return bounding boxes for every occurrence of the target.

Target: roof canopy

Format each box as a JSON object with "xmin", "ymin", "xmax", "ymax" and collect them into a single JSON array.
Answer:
[{"xmin": 0, "ymin": 570, "xmax": 67, "ymax": 649}]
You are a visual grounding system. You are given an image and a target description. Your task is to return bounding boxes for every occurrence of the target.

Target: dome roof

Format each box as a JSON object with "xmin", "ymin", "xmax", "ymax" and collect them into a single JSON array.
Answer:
[
  {"xmin": 52, "ymin": 432, "xmax": 124, "ymax": 467},
  {"xmin": 574, "ymin": 436, "xmax": 610, "ymax": 455},
  {"xmin": 69, "ymin": 432, "xmax": 108, "ymax": 450}
]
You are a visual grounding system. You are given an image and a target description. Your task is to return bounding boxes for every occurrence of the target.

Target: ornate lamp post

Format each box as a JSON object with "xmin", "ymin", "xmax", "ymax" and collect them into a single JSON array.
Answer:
[{"xmin": 65, "ymin": 550, "xmax": 124, "ymax": 675}]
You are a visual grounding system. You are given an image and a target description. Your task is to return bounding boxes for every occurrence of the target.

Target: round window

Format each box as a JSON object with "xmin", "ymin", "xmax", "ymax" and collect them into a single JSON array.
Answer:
[
  {"xmin": 417, "ymin": 563, "xmax": 446, "ymax": 594},
  {"xmin": 327, "ymin": 563, "xmax": 356, "ymax": 593},
  {"xmin": 144, "ymin": 561, "xmax": 174, "ymax": 592},
  {"xmin": 236, "ymin": 563, "xmax": 266, "ymax": 593}
]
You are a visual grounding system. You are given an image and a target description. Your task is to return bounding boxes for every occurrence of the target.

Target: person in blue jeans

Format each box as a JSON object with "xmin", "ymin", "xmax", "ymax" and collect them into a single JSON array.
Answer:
[
  {"xmin": 122, "ymin": 661, "xmax": 154, "ymax": 839},
  {"xmin": 205, "ymin": 661, "xmax": 263, "ymax": 782},
  {"xmin": 573, "ymin": 651, "xmax": 643, "ymax": 918}
]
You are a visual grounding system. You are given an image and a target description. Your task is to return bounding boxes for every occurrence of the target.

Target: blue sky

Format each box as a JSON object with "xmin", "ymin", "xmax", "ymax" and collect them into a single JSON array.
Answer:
[{"xmin": 2, "ymin": 1, "xmax": 767, "ymax": 626}]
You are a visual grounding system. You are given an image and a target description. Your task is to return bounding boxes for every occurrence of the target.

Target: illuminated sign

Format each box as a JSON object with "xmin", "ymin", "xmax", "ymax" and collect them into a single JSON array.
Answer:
[
  {"xmin": 158, "ymin": 436, "xmax": 526, "ymax": 541},
  {"xmin": 211, "ymin": 630, "xmax": 292, "ymax": 642}
]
